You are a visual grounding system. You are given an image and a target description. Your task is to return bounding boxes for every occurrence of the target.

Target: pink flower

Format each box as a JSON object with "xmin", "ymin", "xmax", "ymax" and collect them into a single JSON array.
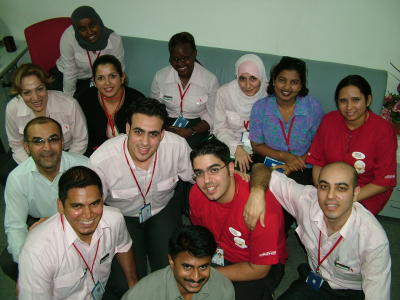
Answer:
[
  {"xmin": 393, "ymin": 101, "xmax": 400, "ymax": 112},
  {"xmin": 381, "ymin": 107, "xmax": 392, "ymax": 120}
]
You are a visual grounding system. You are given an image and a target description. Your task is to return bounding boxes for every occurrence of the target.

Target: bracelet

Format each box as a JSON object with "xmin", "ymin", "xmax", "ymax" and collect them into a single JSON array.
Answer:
[{"xmin": 190, "ymin": 127, "xmax": 197, "ymax": 136}]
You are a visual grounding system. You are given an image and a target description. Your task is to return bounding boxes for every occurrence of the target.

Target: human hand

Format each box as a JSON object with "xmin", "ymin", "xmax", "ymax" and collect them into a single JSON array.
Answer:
[
  {"xmin": 281, "ymin": 153, "xmax": 306, "ymax": 172},
  {"xmin": 234, "ymin": 146, "xmax": 253, "ymax": 173},
  {"xmin": 168, "ymin": 126, "xmax": 193, "ymax": 138},
  {"xmin": 234, "ymin": 170, "xmax": 250, "ymax": 182},
  {"xmin": 243, "ymin": 188, "xmax": 265, "ymax": 230},
  {"xmin": 28, "ymin": 217, "xmax": 48, "ymax": 231}
]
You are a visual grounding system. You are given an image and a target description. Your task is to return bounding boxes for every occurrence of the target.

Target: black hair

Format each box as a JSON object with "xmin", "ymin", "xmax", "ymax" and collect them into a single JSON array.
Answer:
[
  {"xmin": 92, "ymin": 54, "xmax": 123, "ymax": 78},
  {"xmin": 168, "ymin": 32, "xmax": 197, "ymax": 53},
  {"xmin": 334, "ymin": 75, "xmax": 372, "ymax": 108},
  {"xmin": 58, "ymin": 166, "xmax": 103, "ymax": 204},
  {"xmin": 23, "ymin": 117, "xmax": 63, "ymax": 142},
  {"xmin": 190, "ymin": 139, "xmax": 230, "ymax": 165},
  {"xmin": 267, "ymin": 56, "xmax": 309, "ymax": 96},
  {"xmin": 125, "ymin": 97, "xmax": 168, "ymax": 129},
  {"xmin": 169, "ymin": 225, "xmax": 217, "ymax": 259}
]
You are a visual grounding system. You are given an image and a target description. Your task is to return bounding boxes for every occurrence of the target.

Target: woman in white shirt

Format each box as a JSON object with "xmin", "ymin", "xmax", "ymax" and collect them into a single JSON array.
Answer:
[
  {"xmin": 53, "ymin": 6, "xmax": 124, "ymax": 98},
  {"xmin": 151, "ymin": 32, "xmax": 219, "ymax": 148},
  {"xmin": 214, "ymin": 54, "xmax": 267, "ymax": 172},
  {"xmin": 6, "ymin": 63, "xmax": 88, "ymax": 164}
]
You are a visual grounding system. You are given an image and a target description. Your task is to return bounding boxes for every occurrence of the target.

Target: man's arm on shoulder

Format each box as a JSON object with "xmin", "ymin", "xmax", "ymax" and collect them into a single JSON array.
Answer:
[
  {"xmin": 216, "ymin": 262, "xmax": 271, "ymax": 282},
  {"xmin": 361, "ymin": 241, "xmax": 391, "ymax": 300},
  {"xmin": 116, "ymin": 247, "xmax": 138, "ymax": 287},
  {"xmin": 244, "ymin": 163, "xmax": 272, "ymax": 230}
]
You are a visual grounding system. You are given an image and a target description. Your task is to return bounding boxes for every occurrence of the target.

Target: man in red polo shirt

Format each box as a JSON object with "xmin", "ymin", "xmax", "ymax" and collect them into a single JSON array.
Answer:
[{"xmin": 189, "ymin": 139, "xmax": 287, "ymax": 300}]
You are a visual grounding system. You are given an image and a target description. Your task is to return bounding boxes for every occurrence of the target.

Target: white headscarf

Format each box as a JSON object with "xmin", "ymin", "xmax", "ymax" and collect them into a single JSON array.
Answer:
[{"xmin": 232, "ymin": 54, "xmax": 268, "ymax": 117}]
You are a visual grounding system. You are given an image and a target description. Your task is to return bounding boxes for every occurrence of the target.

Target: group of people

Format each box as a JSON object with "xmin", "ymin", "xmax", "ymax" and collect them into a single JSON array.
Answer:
[{"xmin": 0, "ymin": 4, "xmax": 396, "ymax": 300}]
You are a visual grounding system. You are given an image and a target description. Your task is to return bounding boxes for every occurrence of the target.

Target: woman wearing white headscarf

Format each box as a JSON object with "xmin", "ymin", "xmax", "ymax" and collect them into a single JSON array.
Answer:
[{"xmin": 214, "ymin": 54, "xmax": 267, "ymax": 172}]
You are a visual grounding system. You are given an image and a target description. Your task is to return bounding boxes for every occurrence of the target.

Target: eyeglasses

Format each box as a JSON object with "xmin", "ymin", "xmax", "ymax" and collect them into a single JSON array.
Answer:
[
  {"xmin": 26, "ymin": 135, "xmax": 61, "ymax": 146},
  {"xmin": 192, "ymin": 164, "xmax": 227, "ymax": 180}
]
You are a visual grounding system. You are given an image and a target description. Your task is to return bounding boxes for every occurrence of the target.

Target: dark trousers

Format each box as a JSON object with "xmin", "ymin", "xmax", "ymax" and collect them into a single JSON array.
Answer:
[
  {"xmin": 222, "ymin": 260, "xmax": 284, "ymax": 300},
  {"xmin": 0, "ymin": 151, "xmax": 17, "ymax": 187},
  {"xmin": 278, "ymin": 263, "xmax": 365, "ymax": 300},
  {"xmin": 104, "ymin": 186, "xmax": 183, "ymax": 299}
]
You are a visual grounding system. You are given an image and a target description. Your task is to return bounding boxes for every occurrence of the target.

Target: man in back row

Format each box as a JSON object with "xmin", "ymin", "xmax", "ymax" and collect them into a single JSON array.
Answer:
[
  {"xmin": 246, "ymin": 162, "xmax": 391, "ymax": 299},
  {"xmin": 189, "ymin": 140, "xmax": 287, "ymax": 300},
  {"xmin": 1, "ymin": 117, "xmax": 88, "ymax": 281}
]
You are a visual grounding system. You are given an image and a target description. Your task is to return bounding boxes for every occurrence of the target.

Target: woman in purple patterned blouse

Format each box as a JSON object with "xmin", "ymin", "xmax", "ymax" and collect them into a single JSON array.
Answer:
[{"xmin": 249, "ymin": 56, "xmax": 323, "ymax": 185}]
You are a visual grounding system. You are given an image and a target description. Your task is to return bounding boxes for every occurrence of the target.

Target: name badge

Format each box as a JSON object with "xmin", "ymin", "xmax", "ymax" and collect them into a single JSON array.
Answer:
[
  {"xmin": 172, "ymin": 115, "xmax": 189, "ymax": 128},
  {"xmin": 263, "ymin": 156, "xmax": 285, "ymax": 173},
  {"xmin": 241, "ymin": 132, "xmax": 251, "ymax": 149},
  {"xmin": 100, "ymin": 253, "xmax": 110, "ymax": 264},
  {"xmin": 211, "ymin": 247, "xmax": 224, "ymax": 266},
  {"xmin": 139, "ymin": 203, "xmax": 152, "ymax": 223},
  {"xmin": 305, "ymin": 271, "xmax": 324, "ymax": 291},
  {"xmin": 91, "ymin": 280, "xmax": 105, "ymax": 300},
  {"xmin": 162, "ymin": 95, "xmax": 173, "ymax": 101}
]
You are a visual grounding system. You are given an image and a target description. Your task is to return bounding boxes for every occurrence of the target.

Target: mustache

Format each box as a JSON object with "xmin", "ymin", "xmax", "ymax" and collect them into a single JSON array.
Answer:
[{"xmin": 184, "ymin": 278, "xmax": 205, "ymax": 284}]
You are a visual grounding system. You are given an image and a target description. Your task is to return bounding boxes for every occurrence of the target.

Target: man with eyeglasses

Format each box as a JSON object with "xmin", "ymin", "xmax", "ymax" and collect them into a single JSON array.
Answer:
[
  {"xmin": 189, "ymin": 139, "xmax": 287, "ymax": 300},
  {"xmin": 1, "ymin": 117, "xmax": 88, "ymax": 282},
  {"xmin": 88, "ymin": 97, "xmax": 194, "ymax": 297}
]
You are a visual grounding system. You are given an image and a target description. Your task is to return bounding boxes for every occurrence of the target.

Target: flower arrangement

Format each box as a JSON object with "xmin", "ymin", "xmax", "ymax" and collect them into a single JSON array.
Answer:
[{"xmin": 381, "ymin": 92, "xmax": 400, "ymax": 124}]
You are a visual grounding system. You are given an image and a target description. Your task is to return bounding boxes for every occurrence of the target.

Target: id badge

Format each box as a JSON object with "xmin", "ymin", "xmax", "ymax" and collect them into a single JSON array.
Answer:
[
  {"xmin": 305, "ymin": 271, "xmax": 324, "ymax": 291},
  {"xmin": 211, "ymin": 247, "xmax": 224, "ymax": 266},
  {"xmin": 241, "ymin": 131, "xmax": 251, "ymax": 150},
  {"xmin": 172, "ymin": 115, "xmax": 189, "ymax": 128},
  {"xmin": 139, "ymin": 203, "xmax": 152, "ymax": 223},
  {"xmin": 91, "ymin": 280, "xmax": 105, "ymax": 300},
  {"xmin": 263, "ymin": 156, "xmax": 285, "ymax": 173}
]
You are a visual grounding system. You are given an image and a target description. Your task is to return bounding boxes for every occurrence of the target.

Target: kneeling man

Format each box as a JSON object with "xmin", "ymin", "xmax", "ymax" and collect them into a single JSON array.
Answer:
[
  {"xmin": 122, "ymin": 225, "xmax": 234, "ymax": 300},
  {"xmin": 189, "ymin": 140, "xmax": 287, "ymax": 300},
  {"xmin": 18, "ymin": 166, "xmax": 137, "ymax": 299}
]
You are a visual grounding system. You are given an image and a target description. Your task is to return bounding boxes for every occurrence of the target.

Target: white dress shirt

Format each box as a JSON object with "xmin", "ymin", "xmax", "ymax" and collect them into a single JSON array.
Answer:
[
  {"xmin": 269, "ymin": 171, "xmax": 391, "ymax": 300},
  {"xmin": 56, "ymin": 25, "xmax": 125, "ymax": 96},
  {"xmin": 150, "ymin": 62, "xmax": 219, "ymax": 128},
  {"xmin": 5, "ymin": 90, "xmax": 88, "ymax": 163},
  {"xmin": 4, "ymin": 152, "xmax": 88, "ymax": 262},
  {"xmin": 18, "ymin": 206, "xmax": 132, "ymax": 300},
  {"xmin": 88, "ymin": 132, "xmax": 194, "ymax": 217}
]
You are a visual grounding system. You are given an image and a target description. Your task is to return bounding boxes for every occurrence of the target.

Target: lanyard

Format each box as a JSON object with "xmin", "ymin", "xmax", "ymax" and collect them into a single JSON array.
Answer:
[
  {"xmin": 177, "ymin": 84, "xmax": 191, "ymax": 115},
  {"xmin": 60, "ymin": 214, "xmax": 100, "ymax": 283},
  {"xmin": 99, "ymin": 88, "xmax": 125, "ymax": 137},
  {"xmin": 278, "ymin": 117, "xmax": 296, "ymax": 153},
  {"xmin": 123, "ymin": 138, "xmax": 158, "ymax": 205},
  {"xmin": 86, "ymin": 50, "xmax": 102, "ymax": 70},
  {"xmin": 243, "ymin": 120, "xmax": 249, "ymax": 131},
  {"xmin": 316, "ymin": 231, "xmax": 343, "ymax": 273}
]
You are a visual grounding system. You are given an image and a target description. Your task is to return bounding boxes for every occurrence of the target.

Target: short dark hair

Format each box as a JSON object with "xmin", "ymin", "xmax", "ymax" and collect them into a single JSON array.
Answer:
[
  {"xmin": 125, "ymin": 97, "xmax": 168, "ymax": 129},
  {"xmin": 23, "ymin": 117, "xmax": 63, "ymax": 142},
  {"xmin": 58, "ymin": 166, "xmax": 103, "ymax": 204},
  {"xmin": 267, "ymin": 56, "xmax": 309, "ymax": 96},
  {"xmin": 190, "ymin": 139, "xmax": 230, "ymax": 165},
  {"xmin": 92, "ymin": 54, "xmax": 124, "ymax": 78},
  {"xmin": 168, "ymin": 32, "xmax": 197, "ymax": 53},
  {"xmin": 169, "ymin": 225, "xmax": 217, "ymax": 260},
  {"xmin": 334, "ymin": 75, "xmax": 372, "ymax": 108}
]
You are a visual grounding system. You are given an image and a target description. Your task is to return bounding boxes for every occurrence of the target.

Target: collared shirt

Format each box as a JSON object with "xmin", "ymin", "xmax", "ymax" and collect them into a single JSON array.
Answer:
[
  {"xmin": 150, "ymin": 62, "xmax": 219, "ymax": 127},
  {"xmin": 249, "ymin": 95, "xmax": 323, "ymax": 157},
  {"xmin": 121, "ymin": 265, "xmax": 235, "ymax": 300},
  {"xmin": 269, "ymin": 171, "xmax": 391, "ymax": 300},
  {"xmin": 5, "ymin": 90, "xmax": 88, "ymax": 163},
  {"xmin": 18, "ymin": 206, "xmax": 132, "ymax": 300},
  {"xmin": 56, "ymin": 25, "xmax": 125, "ymax": 96},
  {"xmin": 4, "ymin": 151, "xmax": 88, "ymax": 262},
  {"xmin": 88, "ymin": 132, "xmax": 194, "ymax": 217}
]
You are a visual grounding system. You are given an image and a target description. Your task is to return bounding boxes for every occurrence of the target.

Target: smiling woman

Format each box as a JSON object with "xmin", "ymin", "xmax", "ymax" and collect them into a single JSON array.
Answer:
[
  {"xmin": 51, "ymin": 6, "xmax": 125, "ymax": 98},
  {"xmin": 6, "ymin": 63, "xmax": 88, "ymax": 164}
]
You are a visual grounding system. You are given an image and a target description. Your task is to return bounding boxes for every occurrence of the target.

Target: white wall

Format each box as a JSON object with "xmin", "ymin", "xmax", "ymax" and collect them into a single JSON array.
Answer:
[{"xmin": 1, "ymin": 0, "xmax": 400, "ymax": 92}]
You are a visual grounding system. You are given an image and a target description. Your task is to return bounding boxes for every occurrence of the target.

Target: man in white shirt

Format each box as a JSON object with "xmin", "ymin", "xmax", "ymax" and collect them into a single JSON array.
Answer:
[
  {"xmin": 18, "ymin": 166, "xmax": 137, "ymax": 300},
  {"xmin": 122, "ymin": 225, "xmax": 235, "ymax": 300},
  {"xmin": 246, "ymin": 162, "xmax": 391, "ymax": 300},
  {"xmin": 89, "ymin": 98, "xmax": 194, "ymax": 292},
  {"xmin": 1, "ymin": 117, "xmax": 88, "ymax": 281}
]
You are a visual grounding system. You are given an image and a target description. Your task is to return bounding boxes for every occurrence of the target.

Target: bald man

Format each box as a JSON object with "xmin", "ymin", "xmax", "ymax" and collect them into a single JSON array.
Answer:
[{"xmin": 246, "ymin": 162, "xmax": 391, "ymax": 300}]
